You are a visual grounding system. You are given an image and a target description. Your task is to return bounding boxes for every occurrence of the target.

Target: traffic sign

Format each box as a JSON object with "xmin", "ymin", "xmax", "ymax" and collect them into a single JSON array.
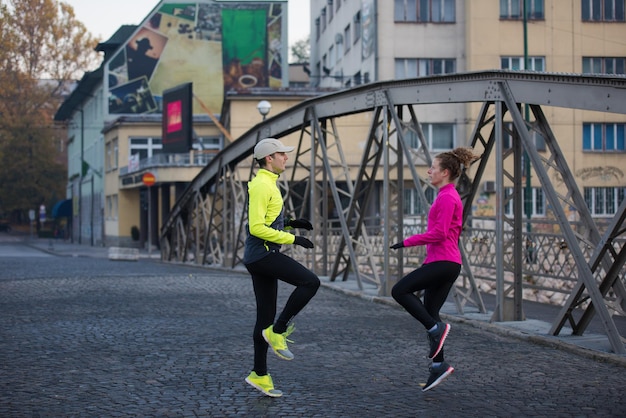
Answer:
[{"xmin": 142, "ymin": 172, "xmax": 156, "ymax": 187}]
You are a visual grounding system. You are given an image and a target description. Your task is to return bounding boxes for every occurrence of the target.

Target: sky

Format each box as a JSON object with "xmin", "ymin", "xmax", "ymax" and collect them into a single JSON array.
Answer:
[{"xmin": 63, "ymin": 0, "xmax": 310, "ymax": 48}]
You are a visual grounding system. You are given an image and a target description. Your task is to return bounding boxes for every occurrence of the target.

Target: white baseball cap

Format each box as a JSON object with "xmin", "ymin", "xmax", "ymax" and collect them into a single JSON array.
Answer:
[{"xmin": 253, "ymin": 138, "xmax": 295, "ymax": 159}]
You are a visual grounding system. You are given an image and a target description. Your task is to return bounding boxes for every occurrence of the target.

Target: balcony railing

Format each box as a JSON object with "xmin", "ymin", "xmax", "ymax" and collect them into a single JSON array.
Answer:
[{"xmin": 119, "ymin": 151, "xmax": 218, "ymax": 176}]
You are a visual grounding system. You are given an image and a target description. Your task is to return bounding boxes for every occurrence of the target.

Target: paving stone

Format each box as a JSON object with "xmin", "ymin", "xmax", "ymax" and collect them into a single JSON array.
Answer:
[{"xmin": 0, "ymin": 252, "xmax": 624, "ymax": 417}]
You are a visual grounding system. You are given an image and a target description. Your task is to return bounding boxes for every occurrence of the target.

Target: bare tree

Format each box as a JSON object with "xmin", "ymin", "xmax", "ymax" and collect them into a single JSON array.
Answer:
[
  {"xmin": 0, "ymin": 0, "xmax": 101, "ymax": 223},
  {"xmin": 290, "ymin": 36, "xmax": 310, "ymax": 64}
]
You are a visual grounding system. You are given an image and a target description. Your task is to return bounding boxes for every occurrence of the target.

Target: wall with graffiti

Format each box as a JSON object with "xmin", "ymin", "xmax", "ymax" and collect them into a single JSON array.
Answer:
[{"xmin": 105, "ymin": 1, "xmax": 287, "ymax": 117}]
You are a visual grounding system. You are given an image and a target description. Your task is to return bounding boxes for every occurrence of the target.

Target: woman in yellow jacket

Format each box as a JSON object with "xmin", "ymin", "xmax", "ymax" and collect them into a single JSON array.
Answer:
[{"xmin": 243, "ymin": 138, "xmax": 320, "ymax": 397}]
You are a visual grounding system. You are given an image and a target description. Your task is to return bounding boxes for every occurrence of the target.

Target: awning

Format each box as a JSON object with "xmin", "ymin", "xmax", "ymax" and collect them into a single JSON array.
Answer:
[{"xmin": 51, "ymin": 199, "xmax": 72, "ymax": 218}]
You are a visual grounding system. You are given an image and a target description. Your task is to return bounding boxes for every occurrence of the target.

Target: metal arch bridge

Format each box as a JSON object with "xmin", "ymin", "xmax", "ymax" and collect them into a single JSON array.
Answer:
[{"xmin": 160, "ymin": 70, "xmax": 626, "ymax": 354}]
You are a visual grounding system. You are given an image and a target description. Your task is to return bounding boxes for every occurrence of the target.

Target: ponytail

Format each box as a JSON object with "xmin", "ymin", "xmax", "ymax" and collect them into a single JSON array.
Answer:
[{"xmin": 437, "ymin": 147, "xmax": 481, "ymax": 181}]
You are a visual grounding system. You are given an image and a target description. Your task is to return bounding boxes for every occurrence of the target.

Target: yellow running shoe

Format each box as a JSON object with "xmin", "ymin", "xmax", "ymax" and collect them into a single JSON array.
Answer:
[
  {"xmin": 262, "ymin": 325, "xmax": 294, "ymax": 360},
  {"xmin": 245, "ymin": 371, "xmax": 283, "ymax": 397}
]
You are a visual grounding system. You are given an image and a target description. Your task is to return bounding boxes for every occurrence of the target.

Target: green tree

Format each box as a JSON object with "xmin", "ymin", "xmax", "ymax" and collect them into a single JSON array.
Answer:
[
  {"xmin": 0, "ymin": 0, "xmax": 100, "ymax": 223},
  {"xmin": 290, "ymin": 36, "xmax": 310, "ymax": 64}
]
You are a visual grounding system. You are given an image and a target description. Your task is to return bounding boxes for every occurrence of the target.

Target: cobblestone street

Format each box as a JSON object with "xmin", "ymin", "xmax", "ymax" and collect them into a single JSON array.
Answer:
[{"xmin": 0, "ymin": 245, "xmax": 624, "ymax": 417}]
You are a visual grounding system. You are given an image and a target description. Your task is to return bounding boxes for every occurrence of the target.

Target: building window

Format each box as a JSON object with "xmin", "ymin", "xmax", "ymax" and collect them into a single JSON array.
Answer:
[
  {"xmin": 194, "ymin": 136, "xmax": 221, "ymax": 151},
  {"xmin": 329, "ymin": 0, "xmax": 334, "ymax": 21},
  {"xmin": 582, "ymin": 57, "xmax": 626, "ymax": 74},
  {"xmin": 428, "ymin": 123, "xmax": 455, "ymax": 150},
  {"xmin": 113, "ymin": 138, "xmax": 118, "ymax": 169},
  {"xmin": 431, "ymin": 0, "xmax": 456, "ymax": 22},
  {"xmin": 404, "ymin": 187, "xmax": 435, "ymax": 215},
  {"xmin": 335, "ymin": 34, "xmax": 344, "ymax": 60},
  {"xmin": 501, "ymin": 56, "xmax": 545, "ymax": 71},
  {"xmin": 353, "ymin": 11, "xmax": 361, "ymax": 43},
  {"xmin": 583, "ymin": 123, "xmax": 626, "ymax": 152},
  {"xmin": 430, "ymin": 59, "xmax": 456, "ymax": 74},
  {"xmin": 585, "ymin": 187, "xmax": 626, "ymax": 216},
  {"xmin": 106, "ymin": 141, "xmax": 112, "ymax": 171},
  {"xmin": 504, "ymin": 187, "xmax": 546, "ymax": 217},
  {"xmin": 395, "ymin": 0, "xmax": 456, "ymax": 22},
  {"xmin": 106, "ymin": 194, "xmax": 119, "ymax": 220},
  {"xmin": 315, "ymin": 17, "xmax": 320, "ymax": 41},
  {"xmin": 106, "ymin": 137, "xmax": 119, "ymax": 171},
  {"xmin": 396, "ymin": 59, "xmax": 417, "ymax": 78},
  {"xmin": 500, "ymin": 0, "xmax": 544, "ymax": 19},
  {"xmin": 395, "ymin": 58, "xmax": 456, "ymax": 78},
  {"xmin": 405, "ymin": 123, "xmax": 456, "ymax": 151},
  {"xmin": 315, "ymin": 61, "xmax": 321, "ymax": 86},
  {"xmin": 395, "ymin": 0, "xmax": 416, "ymax": 21},
  {"xmin": 582, "ymin": 0, "xmax": 625, "ymax": 21},
  {"xmin": 321, "ymin": 7, "xmax": 327, "ymax": 32},
  {"xmin": 129, "ymin": 137, "xmax": 163, "ymax": 162},
  {"xmin": 344, "ymin": 25, "xmax": 351, "ymax": 53}
]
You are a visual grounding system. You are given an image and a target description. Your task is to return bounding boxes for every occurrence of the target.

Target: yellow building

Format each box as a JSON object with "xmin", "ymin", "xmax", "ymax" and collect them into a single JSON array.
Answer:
[
  {"xmin": 309, "ymin": 0, "xmax": 626, "ymax": 220},
  {"xmin": 465, "ymin": 1, "xmax": 626, "ymax": 219},
  {"xmin": 103, "ymin": 90, "xmax": 315, "ymax": 249},
  {"xmin": 102, "ymin": 116, "xmax": 220, "ymax": 247}
]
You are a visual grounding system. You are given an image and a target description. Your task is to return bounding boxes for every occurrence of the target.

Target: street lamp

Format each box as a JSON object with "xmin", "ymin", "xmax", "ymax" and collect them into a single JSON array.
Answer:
[{"xmin": 257, "ymin": 100, "xmax": 272, "ymax": 120}]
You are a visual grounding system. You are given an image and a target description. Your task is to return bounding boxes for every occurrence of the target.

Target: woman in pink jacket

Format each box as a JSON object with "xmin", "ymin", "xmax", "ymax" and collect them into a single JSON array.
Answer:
[{"xmin": 390, "ymin": 147, "xmax": 480, "ymax": 392}]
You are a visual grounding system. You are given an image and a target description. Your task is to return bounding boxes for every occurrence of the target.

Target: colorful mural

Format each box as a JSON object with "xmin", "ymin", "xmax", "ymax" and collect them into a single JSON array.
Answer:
[{"xmin": 106, "ymin": 1, "xmax": 287, "ymax": 116}]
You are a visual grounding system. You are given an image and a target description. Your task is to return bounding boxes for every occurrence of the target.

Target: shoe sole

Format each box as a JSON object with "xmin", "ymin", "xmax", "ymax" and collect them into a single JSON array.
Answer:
[
  {"xmin": 262, "ymin": 329, "xmax": 294, "ymax": 361},
  {"xmin": 429, "ymin": 323, "xmax": 450, "ymax": 359},
  {"xmin": 422, "ymin": 366, "xmax": 454, "ymax": 392},
  {"xmin": 245, "ymin": 377, "xmax": 283, "ymax": 397}
]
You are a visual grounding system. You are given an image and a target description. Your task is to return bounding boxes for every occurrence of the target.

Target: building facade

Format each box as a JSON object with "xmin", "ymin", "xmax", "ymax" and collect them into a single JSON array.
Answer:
[
  {"xmin": 55, "ymin": 0, "xmax": 625, "ymax": 249},
  {"xmin": 309, "ymin": 0, "xmax": 626, "ymax": 221},
  {"xmin": 55, "ymin": 0, "xmax": 303, "ymax": 248}
]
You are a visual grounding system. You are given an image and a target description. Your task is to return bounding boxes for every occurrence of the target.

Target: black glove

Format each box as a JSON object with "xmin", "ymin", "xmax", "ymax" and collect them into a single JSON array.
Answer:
[
  {"xmin": 288, "ymin": 218, "xmax": 313, "ymax": 230},
  {"xmin": 390, "ymin": 242, "xmax": 404, "ymax": 250},
  {"xmin": 294, "ymin": 236, "xmax": 314, "ymax": 248}
]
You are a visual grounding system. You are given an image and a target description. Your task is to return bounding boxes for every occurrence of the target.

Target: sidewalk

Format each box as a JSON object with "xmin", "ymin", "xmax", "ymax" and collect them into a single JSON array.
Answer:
[
  {"xmin": 321, "ymin": 277, "xmax": 626, "ymax": 367},
  {"xmin": 27, "ymin": 237, "xmax": 626, "ymax": 366},
  {"xmin": 27, "ymin": 237, "xmax": 159, "ymax": 260}
]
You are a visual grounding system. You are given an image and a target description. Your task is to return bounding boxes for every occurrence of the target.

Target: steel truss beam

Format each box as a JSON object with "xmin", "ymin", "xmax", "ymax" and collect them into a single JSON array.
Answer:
[
  {"xmin": 553, "ymin": 196, "xmax": 626, "ymax": 336},
  {"xmin": 159, "ymin": 71, "xmax": 626, "ymax": 353},
  {"xmin": 500, "ymin": 84, "xmax": 624, "ymax": 354}
]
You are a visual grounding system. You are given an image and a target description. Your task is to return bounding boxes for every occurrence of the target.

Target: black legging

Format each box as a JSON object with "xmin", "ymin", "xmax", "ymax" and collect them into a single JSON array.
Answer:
[
  {"xmin": 245, "ymin": 251, "xmax": 320, "ymax": 375},
  {"xmin": 391, "ymin": 261, "xmax": 461, "ymax": 361}
]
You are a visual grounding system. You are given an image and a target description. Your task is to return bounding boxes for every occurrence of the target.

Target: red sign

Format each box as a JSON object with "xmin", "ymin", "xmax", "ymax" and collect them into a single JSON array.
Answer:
[
  {"xmin": 142, "ymin": 172, "xmax": 156, "ymax": 187},
  {"xmin": 166, "ymin": 100, "xmax": 182, "ymax": 133}
]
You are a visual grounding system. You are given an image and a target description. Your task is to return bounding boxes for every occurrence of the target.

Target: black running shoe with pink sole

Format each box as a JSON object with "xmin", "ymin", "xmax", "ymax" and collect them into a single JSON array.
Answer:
[
  {"xmin": 422, "ymin": 362, "xmax": 454, "ymax": 392},
  {"xmin": 427, "ymin": 322, "xmax": 450, "ymax": 359}
]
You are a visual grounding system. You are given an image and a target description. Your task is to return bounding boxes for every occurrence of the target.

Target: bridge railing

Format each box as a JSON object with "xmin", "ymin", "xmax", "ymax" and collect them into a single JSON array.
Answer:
[{"xmin": 280, "ymin": 216, "xmax": 625, "ymax": 316}]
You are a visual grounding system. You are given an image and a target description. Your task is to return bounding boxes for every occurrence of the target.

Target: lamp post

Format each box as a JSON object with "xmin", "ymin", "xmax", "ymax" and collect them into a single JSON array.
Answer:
[
  {"xmin": 257, "ymin": 100, "xmax": 272, "ymax": 120},
  {"xmin": 523, "ymin": 0, "xmax": 533, "ymax": 261},
  {"xmin": 78, "ymin": 107, "xmax": 84, "ymax": 244}
]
